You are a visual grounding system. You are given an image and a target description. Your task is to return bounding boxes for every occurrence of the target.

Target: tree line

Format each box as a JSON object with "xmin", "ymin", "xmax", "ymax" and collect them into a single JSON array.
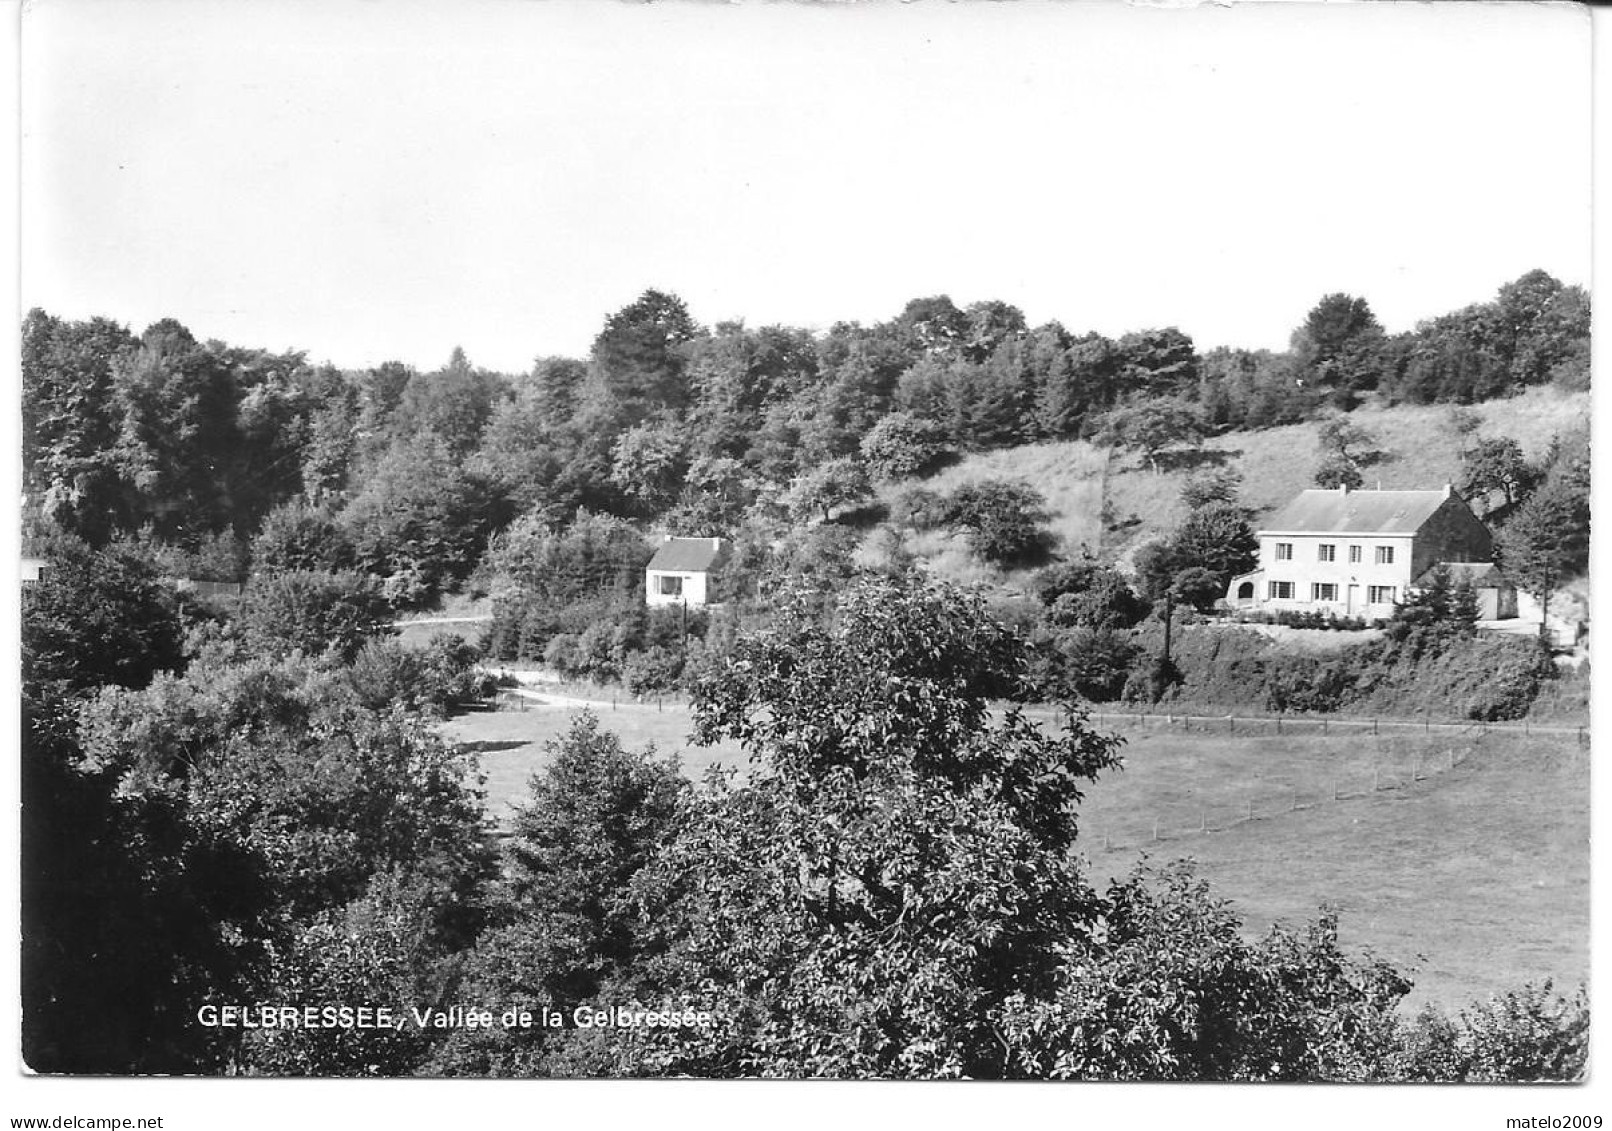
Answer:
[{"xmin": 22, "ymin": 269, "xmax": 1588, "ymax": 590}]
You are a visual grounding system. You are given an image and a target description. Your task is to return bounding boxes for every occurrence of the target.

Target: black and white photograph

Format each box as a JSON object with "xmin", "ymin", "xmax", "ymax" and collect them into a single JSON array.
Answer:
[{"xmin": 11, "ymin": 0, "xmax": 1601, "ymax": 1123}]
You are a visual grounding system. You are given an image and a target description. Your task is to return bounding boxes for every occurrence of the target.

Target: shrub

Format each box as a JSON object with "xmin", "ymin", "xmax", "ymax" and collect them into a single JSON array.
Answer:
[
  {"xmin": 859, "ymin": 412, "xmax": 948, "ymax": 480},
  {"xmin": 940, "ymin": 479, "xmax": 1055, "ymax": 565}
]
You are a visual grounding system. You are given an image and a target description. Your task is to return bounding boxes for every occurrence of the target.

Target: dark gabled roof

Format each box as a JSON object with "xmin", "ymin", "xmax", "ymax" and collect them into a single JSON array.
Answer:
[
  {"xmin": 1414, "ymin": 561, "xmax": 1509, "ymax": 588},
  {"xmin": 647, "ymin": 536, "xmax": 727, "ymax": 573},
  {"xmin": 1258, "ymin": 488, "xmax": 1454, "ymax": 536}
]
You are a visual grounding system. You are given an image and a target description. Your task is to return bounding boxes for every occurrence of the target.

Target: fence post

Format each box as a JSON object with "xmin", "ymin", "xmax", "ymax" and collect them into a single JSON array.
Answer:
[
  {"xmin": 1200, "ymin": 810, "xmax": 1206, "ymax": 832},
  {"xmin": 1152, "ymin": 818, "xmax": 1160, "ymax": 842},
  {"xmin": 1323, "ymin": 718, "xmax": 1328, "ymax": 736},
  {"xmin": 1580, "ymin": 726, "xmax": 1587, "ymax": 748},
  {"xmin": 1373, "ymin": 717, "xmax": 1379, "ymax": 736},
  {"xmin": 1373, "ymin": 767, "xmax": 1379, "ymax": 792},
  {"xmin": 1245, "ymin": 799, "xmax": 1253, "ymax": 822},
  {"xmin": 1276, "ymin": 716, "xmax": 1282, "ymax": 735},
  {"xmin": 1332, "ymin": 779, "xmax": 1339, "ymax": 801}
]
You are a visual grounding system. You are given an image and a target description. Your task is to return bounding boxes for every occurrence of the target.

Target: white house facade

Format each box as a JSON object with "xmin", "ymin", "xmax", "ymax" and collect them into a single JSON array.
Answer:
[
  {"xmin": 1226, "ymin": 485, "xmax": 1496, "ymax": 621},
  {"xmin": 645, "ymin": 536, "xmax": 727, "ymax": 608}
]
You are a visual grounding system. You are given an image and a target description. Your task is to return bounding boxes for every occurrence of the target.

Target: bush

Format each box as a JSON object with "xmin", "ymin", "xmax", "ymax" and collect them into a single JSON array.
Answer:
[
  {"xmin": 235, "ymin": 570, "xmax": 391, "ymax": 661},
  {"xmin": 1396, "ymin": 983, "xmax": 1588, "ymax": 1082},
  {"xmin": 859, "ymin": 412, "xmax": 948, "ymax": 480},
  {"xmin": 940, "ymin": 479, "xmax": 1055, "ymax": 565}
]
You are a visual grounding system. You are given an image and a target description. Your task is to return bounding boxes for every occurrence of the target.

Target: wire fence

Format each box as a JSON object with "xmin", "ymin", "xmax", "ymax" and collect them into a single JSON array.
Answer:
[{"xmin": 1059, "ymin": 709, "xmax": 1587, "ymax": 747}]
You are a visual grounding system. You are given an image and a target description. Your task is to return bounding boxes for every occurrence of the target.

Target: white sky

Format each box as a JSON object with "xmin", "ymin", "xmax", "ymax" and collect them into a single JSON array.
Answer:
[{"xmin": 20, "ymin": 0, "xmax": 1593, "ymax": 375}]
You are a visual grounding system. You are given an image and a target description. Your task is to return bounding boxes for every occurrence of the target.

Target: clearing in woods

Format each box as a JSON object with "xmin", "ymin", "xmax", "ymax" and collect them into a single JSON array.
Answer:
[{"xmin": 444, "ymin": 701, "xmax": 1588, "ymax": 1013}]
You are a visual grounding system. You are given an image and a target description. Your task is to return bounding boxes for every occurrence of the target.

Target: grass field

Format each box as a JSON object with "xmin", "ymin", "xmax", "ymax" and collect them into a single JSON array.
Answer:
[
  {"xmin": 1069, "ymin": 720, "xmax": 1589, "ymax": 1011},
  {"xmin": 443, "ymin": 701, "xmax": 1588, "ymax": 1013},
  {"xmin": 441, "ymin": 699, "xmax": 748, "ymax": 825}
]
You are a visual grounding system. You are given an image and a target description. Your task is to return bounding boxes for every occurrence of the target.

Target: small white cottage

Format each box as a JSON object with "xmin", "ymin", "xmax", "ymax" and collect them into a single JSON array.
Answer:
[{"xmin": 645, "ymin": 536, "xmax": 728, "ymax": 608}]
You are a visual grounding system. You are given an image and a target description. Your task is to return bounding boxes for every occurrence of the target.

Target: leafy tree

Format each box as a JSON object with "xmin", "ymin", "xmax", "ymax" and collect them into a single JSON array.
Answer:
[
  {"xmin": 1395, "ymin": 983, "xmax": 1588, "ymax": 1082},
  {"xmin": 235, "ymin": 570, "xmax": 392, "ymax": 661},
  {"xmin": 389, "ymin": 347, "xmax": 509, "ymax": 461},
  {"xmin": 608, "ymin": 420, "xmax": 690, "ymax": 514},
  {"xmin": 584, "ymin": 289, "xmax": 700, "ymax": 426},
  {"xmin": 941, "ymin": 479, "xmax": 1055, "ymax": 565},
  {"xmin": 891, "ymin": 294, "xmax": 969, "ymax": 359},
  {"xmin": 22, "ymin": 535, "xmax": 186, "ymax": 738},
  {"xmin": 1496, "ymin": 468, "xmax": 1588, "ymax": 643},
  {"xmin": 786, "ymin": 457, "xmax": 872, "ymax": 524},
  {"xmin": 1315, "ymin": 453, "xmax": 1364, "ymax": 490},
  {"xmin": 21, "ymin": 308, "xmax": 137, "ymax": 543},
  {"xmin": 1459, "ymin": 436, "xmax": 1533, "ymax": 514},
  {"xmin": 959, "ymin": 299, "xmax": 1027, "ymax": 364},
  {"xmin": 1113, "ymin": 327, "xmax": 1199, "ymax": 400},
  {"xmin": 1034, "ymin": 332, "xmax": 1122, "ymax": 439},
  {"xmin": 859, "ymin": 412, "xmax": 948, "ymax": 481},
  {"xmin": 109, "ymin": 319, "xmax": 243, "ymax": 537},
  {"xmin": 1043, "ymin": 626, "xmax": 1140, "ymax": 701},
  {"xmin": 1291, "ymin": 293, "xmax": 1388, "ymax": 409},
  {"xmin": 250, "ymin": 500, "xmax": 355, "ymax": 575},
  {"xmin": 604, "ymin": 575, "xmax": 1121, "ymax": 1078},
  {"xmin": 1035, "ymin": 562, "xmax": 1146, "ymax": 630},
  {"xmin": 997, "ymin": 865, "xmax": 1408, "ymax": 1080},
  {"xmin": 1103, "ymin": 398, "xmax": 1207, "ymax": 473},
  {"xmin": 341, "ymin": 435, "xmax": 509, "ymax": 607},
  {"xmin": 1179, "ymin": 467, "xmax": 1245, "ymax": 511},
  {"xmin": 1137, "ymin": 502, "xmax": 1257, "ymax": 607},
  {"xmin": 502, "ymin": 713, "xmax": 686, "ymax": 1003}
]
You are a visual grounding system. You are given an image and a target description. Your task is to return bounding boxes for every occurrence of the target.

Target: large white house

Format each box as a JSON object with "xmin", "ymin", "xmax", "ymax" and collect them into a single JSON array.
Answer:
[
  {"xmin": 645, "ymin": 536, "xmax": 728, "ymax": 608},
  {"xmin": 1225, "ymin": 484, "xmax": 1505, "ymax": 621}
]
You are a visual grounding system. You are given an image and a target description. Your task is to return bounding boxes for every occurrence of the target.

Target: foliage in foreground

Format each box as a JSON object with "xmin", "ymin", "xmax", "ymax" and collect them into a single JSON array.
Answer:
[{"xmin": 430, "ymin": 575, "xmax": 1588, "ymax": 1080}]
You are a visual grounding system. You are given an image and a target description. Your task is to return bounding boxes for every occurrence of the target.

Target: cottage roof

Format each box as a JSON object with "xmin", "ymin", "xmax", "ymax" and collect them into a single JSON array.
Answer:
[
  {"xmin": 1414, "ymin": 561, "xmax": 1509, "ymax": 588},
  {"xmin": 1258, "ymin": 488, "xmax": 1454, "ymax": 536},
  {"xmin": 647, "ymin": 536, "xmax": 726, "ymax": 573}
]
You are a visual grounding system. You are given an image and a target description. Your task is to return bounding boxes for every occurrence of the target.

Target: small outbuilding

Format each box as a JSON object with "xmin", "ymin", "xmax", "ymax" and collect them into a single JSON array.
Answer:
[
  {"xmin": 1412, "ymin": 561, "xmax": 1517, "ymax": 621},
  {"xmin": 645, "ymin": 536, "xmax": 728, "ymax": 608}
]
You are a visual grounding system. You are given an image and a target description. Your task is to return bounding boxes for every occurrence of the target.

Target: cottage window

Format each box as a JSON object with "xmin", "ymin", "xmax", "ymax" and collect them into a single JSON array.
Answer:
[
  {"xmin": 1375, "ymin": 546, "xmax": 1395, "ymax": 565},
  {"xmin": 657, "ymin": 575, "xmax": 683, "ymax": 597},
  {"xmin": 1317, "ymin": 544, "xmax": 1336, "ymax": 562},
  {"xmin": 1312, "ymin": 582, "xmax": 1338, "ymax": 602},
  {"xmin": 1274, "ymin": 543, "xmax": 1293, "ymax": 561},
  {"xmin": 1268, "ymin": 580, "xmax": 1294, "ymax": 600},
  {"xmin": 1348, "ymin": 545, "xmax": 1362, "ymax": 564},
  {"xmin": 1368, "ymin": 585, "xmax": 1397, "ymax": 605}
]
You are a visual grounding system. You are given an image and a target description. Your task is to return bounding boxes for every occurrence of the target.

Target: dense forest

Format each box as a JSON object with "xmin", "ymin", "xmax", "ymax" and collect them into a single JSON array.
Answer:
[{"xmin": 19, "ymin": 272, "xmax": 1591, "ymax": 1077}]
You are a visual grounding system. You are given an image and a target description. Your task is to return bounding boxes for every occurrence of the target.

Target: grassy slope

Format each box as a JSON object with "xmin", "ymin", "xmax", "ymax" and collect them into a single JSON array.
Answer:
[
  {"xmin": 447, "ymin": 703, "xmax": 1587, "ymax": 1013},
  {"xmin": 885, "ymin": 386, "xmax": 1590, "ymax": 584}
]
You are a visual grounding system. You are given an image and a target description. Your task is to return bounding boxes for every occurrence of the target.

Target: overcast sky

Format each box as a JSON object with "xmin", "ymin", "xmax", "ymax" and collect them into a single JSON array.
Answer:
[{"xmin": 20, "ymin": 0, "xmax": 1592, "ymax": 374}]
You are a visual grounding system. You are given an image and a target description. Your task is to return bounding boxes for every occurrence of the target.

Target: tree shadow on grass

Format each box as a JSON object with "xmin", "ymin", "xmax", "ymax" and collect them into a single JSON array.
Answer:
[
  {"xmin": 1157, "ymin": 447, "xmax": 1240, "ymax": 473},
  {"xmin": 453, "ymin": 740, "xmax": 532, "ymax": 754}
]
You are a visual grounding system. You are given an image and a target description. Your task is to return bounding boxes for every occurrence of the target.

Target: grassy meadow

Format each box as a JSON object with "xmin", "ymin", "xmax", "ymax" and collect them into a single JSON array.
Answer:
[{"xmin": 445, "ymin": 700, "xmax": 1587, "ymax": 1013}]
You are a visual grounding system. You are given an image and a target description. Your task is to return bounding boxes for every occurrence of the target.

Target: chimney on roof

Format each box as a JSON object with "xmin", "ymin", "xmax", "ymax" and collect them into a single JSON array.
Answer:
[
  {"xmin": 664, "ymin": 534, "xmax": 673, "ymax": 542},
  {"xmin": 711, "ymin": 537, "xmax": 719, "ymax": 550},
  {"xmin": 1443, "ymin": 482, "xmax": 1452, "ymax": 499},
  {"xmin": 1339, "ymin": 482, "xmax": 1349, "ymax": 495}
]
